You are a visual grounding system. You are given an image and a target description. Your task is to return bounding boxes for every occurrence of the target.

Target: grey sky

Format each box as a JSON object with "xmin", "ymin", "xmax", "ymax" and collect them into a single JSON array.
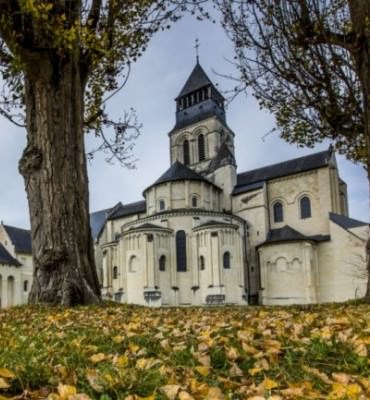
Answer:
[{"xmin": 0, "ymin": 13, "xmax": 368, "ymax": 229}]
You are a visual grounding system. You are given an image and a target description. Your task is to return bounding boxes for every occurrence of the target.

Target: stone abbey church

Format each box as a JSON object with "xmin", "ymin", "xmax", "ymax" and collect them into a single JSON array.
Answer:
[
  {"xmin": 0, "ymin": 62, "xmax": 368, "ymax": 308},
  {"xmin": 90, "ymin": 62, "xmax": 368, "ymax": 307}
]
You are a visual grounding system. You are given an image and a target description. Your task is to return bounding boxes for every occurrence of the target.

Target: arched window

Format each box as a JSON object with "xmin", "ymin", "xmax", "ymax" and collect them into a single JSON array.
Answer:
[
  {"xmin": 192, "ymin": 196, "xmax": 197, "ymax": 208},
  {"xmin": 113, "ymin": 266, "xmax": 118, "ymax": 279},
  {"xmin": 198, "ymin": 134, "xmax": 205, "ymax": 161},
  {"xmin": 159, "ymin": 199, "xmax": 165, "ymax": 211},
  {"xmin": 273, "ymin": 202, "xmax": 283, "ymax": 223},
  {"xmin": 300, "ymin": 196, "xmax": 311, "ymax": 219},
  {"xmin": 159, "ymin": 255, "xmax": 166, "ymax": 271},
  {"xmin": 223, "ymin": 252, "xmax": 231, "ymax": 269},
  {"xmin": 199, "ymin": 256, "xmax": 205, "ymax": 270},
  {"xmin": 176, "ymin": 230, "xmax": 187, "ymax": 272},
  {"xmin": 183, "ymin": 140, "xmax": 190, "ymax": 165},
  {"xmin": 23, "ymin": 280, "xmax": 28, "ymax": 292}
]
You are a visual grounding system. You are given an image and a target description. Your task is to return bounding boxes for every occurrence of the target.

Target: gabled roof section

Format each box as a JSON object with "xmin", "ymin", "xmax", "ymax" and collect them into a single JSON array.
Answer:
[
  {"xmin": 236, "ymin": 150, "xmax": 332, "ymax": 190},
  {"xmin": 3, "ymin": 225, "xmax": 32, "ymax": 254},
  {"xmin": 177, "ymin": 63, "xmax": 215, "ymax": 99},
  {"xmin": 145, "ymin": 161, "xmax": 220, "ymax": 193},
  {"xmin": 0, "ymin": 243, "xmax": 21, "ymax": 266},
  {"xmin": 108, "ymin": 200, "xmax": 147, "ymax": 220},
  {"xmin": 261, "ymin": 225, "xmax": 330, "ymax": 246},
  {"xmin": 330, "ymin": 212, "xmax": 368, "ymax": 230}
]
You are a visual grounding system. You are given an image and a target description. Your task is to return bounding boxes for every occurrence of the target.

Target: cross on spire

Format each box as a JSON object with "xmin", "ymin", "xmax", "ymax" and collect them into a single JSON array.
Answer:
[{"xmin": 195, "ymin": 38, "xmax": 200, "ymax": 63}]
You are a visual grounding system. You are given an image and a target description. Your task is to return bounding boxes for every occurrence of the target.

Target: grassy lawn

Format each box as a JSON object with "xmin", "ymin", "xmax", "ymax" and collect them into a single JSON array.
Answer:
[{"xmin": 0, "ymin": 302, "xmax": 369, "ymax": 399}]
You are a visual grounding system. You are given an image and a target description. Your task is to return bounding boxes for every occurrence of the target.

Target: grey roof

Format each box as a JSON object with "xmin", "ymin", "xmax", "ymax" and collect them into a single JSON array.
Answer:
[
  {"xmin": 3, "ymin": 225, "xmax": 32, "ymax": 254},
  {"xmin": 107, "ymin": 200, "xmax": 146, "ymax": 220},
  {"xmin": 330, "ymin": 212, "xmax": 368, "ymax": 230},
  {"xmin": 232, "ymin": 181, "xmax": 264, "ymax": 195},
  {"xmin": 90, "ymin": 207, "xmax": 112, "ymax": 240},
  {"xmin": 235, "ymin": 150, "xmax": 332, "ymax": 192},
  {"xmin": 129, "ymin": 223, "xmax": 167, "ymax": 231},
  {"xmin": 0, "ymin": 243, "xmax": 20, "ymax": 266},
  {"xmin": 176, "ymin": 63, "xmax": 215, "ymax": 99},
  {"xmin": 145, "ymin": 161, "xmax": 219, "ymax": 192},
  {"xmin": 170, "ymin": 105, "xmax": 227, "ymax": 133},
  {"xmin": 262, "ymin": 225, "xmax": 330, "ymax": 245},
  {"xmin": 195, "ymin": 220, "xmax": 237, "ymax": 229}
]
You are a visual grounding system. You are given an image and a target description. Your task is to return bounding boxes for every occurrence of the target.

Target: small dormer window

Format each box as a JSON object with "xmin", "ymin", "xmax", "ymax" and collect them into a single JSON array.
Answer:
[{"xmin": 159, "ymin": 199, "xmax": 165, "ymax": 211}]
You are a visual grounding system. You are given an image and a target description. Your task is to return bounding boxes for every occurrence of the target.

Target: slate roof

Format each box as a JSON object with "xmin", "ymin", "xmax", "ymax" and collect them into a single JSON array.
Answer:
[
  {"xmin": 330, "ymin": 212, "xmax": 368, "ymax": 230},
  {"xmin": 261, "ymin": 225, "xmax": 330, "ymax": 245},
  {"xmin": 170, "ymin": 106, "xmax": 227, "ymax": 133},
  {"xmin": 0, "ymin": 243, "xmax": 21, "ymax": 266},
  {"xmin": 234, "ymin": 150, "xmax": 332, "ymax": 194},
  {"xmin": 107, "ymin": 200, "xmax": 146, "ymax": 220},
  {"xmin": 129, "ymin": 223, "xmax": 168, "ymax": 231},
  {"xmin": 144, "ymin": 161, "xmax": 220, "ymax": 192},
  {"xmin": 177, "ymin": 63, "xmax": 217, "ymax": 99},
  {"xmin": 90, "ymin": 207, "xmax": 112, "ymax": 240},
  {"xmin": 195, "ymin": 220, "xmax": 237, "ymax": 229},
  {"xmin": 3, "ymin": 225, "xmax": 32, "ymax": 254}
]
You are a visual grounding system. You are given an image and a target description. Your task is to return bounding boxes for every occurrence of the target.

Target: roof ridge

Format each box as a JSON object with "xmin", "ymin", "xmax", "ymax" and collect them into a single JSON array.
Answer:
[{"xmin": 237, "ymin": 149, "xmax": 330, "ymax": 179}]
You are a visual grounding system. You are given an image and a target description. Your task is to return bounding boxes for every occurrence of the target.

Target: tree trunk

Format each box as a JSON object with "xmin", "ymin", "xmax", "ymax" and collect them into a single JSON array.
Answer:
[
  {"xmin": 19, "ymin": 51, "xmax": 101, "ymax": 306},
  {"xmin": 349, "ymin": 0, "xmax": 370, "ymax": 301}
]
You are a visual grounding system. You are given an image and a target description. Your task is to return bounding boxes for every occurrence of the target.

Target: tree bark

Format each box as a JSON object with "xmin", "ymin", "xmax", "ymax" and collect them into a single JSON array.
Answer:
[
  {"xmin": 19, "ymin": 51, "xmax": 101, "ymax": 306},
  {"xmin": 348, "ymin": 0, "xmax": 370, "ymax": 301}
]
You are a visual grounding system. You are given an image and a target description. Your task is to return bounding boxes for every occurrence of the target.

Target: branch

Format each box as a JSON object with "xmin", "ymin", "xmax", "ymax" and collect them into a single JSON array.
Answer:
[
  {"xmin": 87, "ymin": 0, "xmax": 102, "ymax": 30},
  {"xmin": 0, "ymin": 107, "xmax": 25, "ymax": 127}
]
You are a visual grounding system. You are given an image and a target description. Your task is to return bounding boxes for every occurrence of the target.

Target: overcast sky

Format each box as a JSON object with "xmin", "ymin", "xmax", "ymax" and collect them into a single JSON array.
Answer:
[{"xmin": 0, "ymin": 13, "xmax": 368, "ymax": 229}]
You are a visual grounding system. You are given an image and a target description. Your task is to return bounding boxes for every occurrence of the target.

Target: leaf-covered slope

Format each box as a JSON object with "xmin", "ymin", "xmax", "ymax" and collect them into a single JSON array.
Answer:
[{"xmin": 0, "ymin": 303, "xmax": 369, "ymax": 399}]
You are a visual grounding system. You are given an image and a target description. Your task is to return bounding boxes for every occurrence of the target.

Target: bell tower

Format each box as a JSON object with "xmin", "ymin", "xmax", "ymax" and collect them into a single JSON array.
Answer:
[{"xmin": 168, "ymin": 61, "xmax": 237, "ymax": 210}]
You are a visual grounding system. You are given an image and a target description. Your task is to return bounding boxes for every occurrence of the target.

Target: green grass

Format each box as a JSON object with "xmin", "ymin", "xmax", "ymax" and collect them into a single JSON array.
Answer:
[{"xmin": 0, "ymin": 302, "xmax": 369, "ymax": 399}]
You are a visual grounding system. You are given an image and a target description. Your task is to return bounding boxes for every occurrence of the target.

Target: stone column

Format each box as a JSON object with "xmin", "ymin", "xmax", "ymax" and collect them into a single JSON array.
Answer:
[
  {"xmin": 303, "ymin": 242, "xmax": 314, "ymax": 303},
  {"xmin": 211, "ymin": 232, "xmax": 220, "ymax": 286},
  {"xmin": 185, "ymin": 181, "xmax": 189, "ymax": 208},
  {"xmin": 146, "ymin": 234, "xmax": 155, "ymax": 288},
  {"xmin": 1, "ymin": 276, "xmax": 7, "ymax": 308}
]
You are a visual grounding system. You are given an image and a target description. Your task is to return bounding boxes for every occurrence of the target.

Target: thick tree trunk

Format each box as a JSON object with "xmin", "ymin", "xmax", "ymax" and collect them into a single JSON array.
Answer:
[
  {"xmin": 349, "ymin": 0, "xmax": 370, "ymax": 301},
  {"xmin": 19, "ymin": 52, "xmax": 101, "ymax": 306}
]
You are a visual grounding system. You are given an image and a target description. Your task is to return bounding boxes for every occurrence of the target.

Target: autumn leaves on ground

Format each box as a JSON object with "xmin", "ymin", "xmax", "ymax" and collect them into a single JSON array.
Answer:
[{"xmin": 0, "ymin": 303, "xmax": 369, "ymax": 400}]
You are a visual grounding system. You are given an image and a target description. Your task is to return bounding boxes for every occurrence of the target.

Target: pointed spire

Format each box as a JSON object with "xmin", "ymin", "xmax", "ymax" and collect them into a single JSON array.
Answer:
[{"xmin": 195, "ymin": 37, "xmax": 200, "ymax": 64}]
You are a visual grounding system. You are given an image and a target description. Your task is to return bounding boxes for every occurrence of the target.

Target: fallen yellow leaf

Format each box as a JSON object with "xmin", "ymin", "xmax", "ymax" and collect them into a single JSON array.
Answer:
[
  {"xmin": 331, "ymin": 372, "xmax": 351, "ymax": 384},
  {"xmin": 261, "ymin": 378, "xmax": 278, "ymax": 390},
  {"xmin": 194, "ymin": 366, "xmax": 210, "ymax": 377},
  {"xmin": 114, "ymin": 354, "xmax": 129, "ymax": 368},
  {"xmin": 0, "ymin": 368, "xmax": 15, "ymax": 379},
  {"xmin": 206, "ymin": 387, "xmax": 225, "ymax": 400},
  {"xmin": 112, "ymin": 335, "xmax": 125, "ymax": 344},
  {"xmin": 57, "ymin": 383, "xmax": 77, "ymax": 399},
  {"xmin": 160, "ymin": 384, "xmax": 181, "ymax": 400},
  {"xmin": 248, "ymin": 367, "xmax": 263, "ymax": 376},
  {"xmin": 0, "ymin": 378, "xmax": 10, "ymax": 389},
  {"xmin": 85, "ymin": 369, "xmax": 104, "ymax": 392},
  {"xmin": 89, "ymin": 353, "xmax": 106, "ymax": 364},
  {"xmin": 178, "ymin": 391, "xmax": 195, "ymax": 400}
]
